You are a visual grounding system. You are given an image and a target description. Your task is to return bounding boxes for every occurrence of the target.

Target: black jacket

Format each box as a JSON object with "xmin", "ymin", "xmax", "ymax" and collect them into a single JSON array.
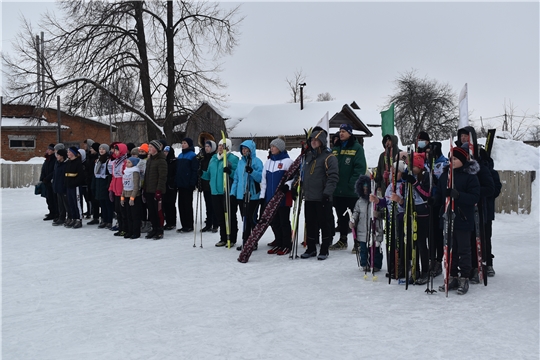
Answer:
[{"xmin": 64, "ymin": 157, "xmax": 86, "ymax": 188}]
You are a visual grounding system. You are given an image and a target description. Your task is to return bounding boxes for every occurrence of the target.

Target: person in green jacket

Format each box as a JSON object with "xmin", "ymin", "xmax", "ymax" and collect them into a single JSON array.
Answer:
[
  {"xmin": 201, "ymin": 138, "xmax": 240, "ymax": 247},
  {"xmin": 329, "ymin": 123, "xmax": 367, "ymax": 251}
]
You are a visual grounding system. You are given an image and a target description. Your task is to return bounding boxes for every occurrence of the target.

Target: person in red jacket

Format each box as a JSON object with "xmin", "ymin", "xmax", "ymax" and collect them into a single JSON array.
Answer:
[{"xmin": 108, "ymin": 143, "xmax": 128, "ymax": 237}]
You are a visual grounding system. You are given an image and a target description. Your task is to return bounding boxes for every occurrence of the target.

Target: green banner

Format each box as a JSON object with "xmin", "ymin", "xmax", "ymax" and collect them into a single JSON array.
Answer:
[{"xmin": 380, "ymin": 103, "xmax": 394, "ymax": 136}]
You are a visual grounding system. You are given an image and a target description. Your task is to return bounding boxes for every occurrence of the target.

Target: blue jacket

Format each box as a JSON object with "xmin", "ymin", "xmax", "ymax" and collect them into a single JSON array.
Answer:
[
  {"xmin": 175, "ymin": 147, "xmax": 199, "ymax": 189},
  {"xmin": 231, "ymin": 140, "xmax": 263, "ymax": 201}
]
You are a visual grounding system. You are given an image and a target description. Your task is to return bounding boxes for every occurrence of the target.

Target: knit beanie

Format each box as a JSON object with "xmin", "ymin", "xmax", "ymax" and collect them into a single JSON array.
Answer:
[
  {"xmin": 417, "ymin": 131, "xmax": 430, "ymax": 142},
  {"xmin": 139, "ymin": 143, "xmax": 149, "ymax": 153},
  {"xmin": 127, "ymin": 157, "xmax": 140, "ymax": 167},
  {"xmin": 149, "ymin": 140, "xmax": 163, "ymax": 152},
  {"xmin": 269, "ymin": 136, "xmax": 286, "ymax": 153},
  {"xmin": 205, "ymin": 140, "xmax": 217, "ymax": 153},
  {"xmin": 218, "ymin": 138, "xmax": 232, "ymax": 151},
  {"xmin": 56, "ymin": 149, "xmax": 68, "ymax": 159},
  {"xmin": 131, "ymin": 147, "xmax": 139, "ymax": 156},
  {"xmin": 453, "ymin": 146, "xmax": 469, "ymax": 164},
  {"xmin": 54, "ymin": 143, "xmax": 65, "ymax": 151},
  {"xmin": 99, "ymin": 143, "xmax": 110, "ymax": 152},
  {"xmin": 85, "ymin": 139, "xmax": 95, "ymax": 147},
  {"xmin": 339, "ymin": 123, "xmax": 353, "ymax": 135},
  {"xmin": 163, "ymin": 146, "xmax": 171, "ymax": 153},
  {"xmin": 91, "ymin": 142, "xmax": 101, "ymax": 153},
  {"xmin": 68, "ymin": 147, "xmax": 79, "ymax": 157},
  {"xmin": 183, "ymin": 137, "xmax": 194, "ymax": 148},
  {"xmin": 413, "ymin": 152, "xmax": 426, "ymax": 170},
  {"xmin": 48, "ymin": 143, "xmax": 55, "ymax": 151}
]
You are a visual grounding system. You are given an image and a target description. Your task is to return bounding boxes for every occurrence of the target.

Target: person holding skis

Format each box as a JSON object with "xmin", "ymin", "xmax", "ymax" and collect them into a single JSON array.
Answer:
[
  {"xmin": 375, "ymin": 134, "xmax": 401, "ymax": 197},
  {"xmin": 202, "ymin": 137, "xmax": 240, "ymax": 247},
  {"xmin": 121, "ymin": 157, "xmax": 142, "ymax": 239},
  {"xmin": 301, "ymin": 127, "xmax": 339, "ymax": 260},
  {"xmin": 175, "ymin": 138, "xmax": 199, "ymax": 233},
  {"xmin": 350, "ymin": 175, "xmax": 383, "ymax": 271},
  {"xmin": 143, "ymin": 140, "xmax": 168, "ymax": 240},
  {"xmin": 329, "ymin": 123, "xmax": 367, "ymax": 251},
  {"xmin": 436, "ymin": 146, "xmax": 480, "ymax": 295},
  {"xmin": 199, "ymin": 140, "xmax": 218, "ymax": 233},
  {"xmin": 162, "ymin": 146, "xmax": 178, "ymax": 231},
  {"xmin": 231, "ymin": 139, "xmax": 263, "ymax": 251},
  {"xmin": 260, "ymin": 136, "xmax": 294, "ymax": 256}
]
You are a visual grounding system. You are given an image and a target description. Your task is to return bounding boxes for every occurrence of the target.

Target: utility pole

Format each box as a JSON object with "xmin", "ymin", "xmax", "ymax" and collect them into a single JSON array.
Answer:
[
  {"xmin": 299, "ymin": 83, "xmax": 306, "ymax": 110},
  {"xmin": 41, "ymin": 32, "xmax": 45, "ymax": 104},
  {"xmin": 36, "ymin": 35, "xmax": 41, "ymax": 104},
  {"xmin": 57, "ymin": 96, "xmax": 62, "ymax": 143}
]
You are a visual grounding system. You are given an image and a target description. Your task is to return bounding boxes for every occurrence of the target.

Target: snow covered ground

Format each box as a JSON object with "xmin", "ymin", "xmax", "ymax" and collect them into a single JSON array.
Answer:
[{"xmin": 2, "ymin": 183, "xmax": 539, "ymax": 359}]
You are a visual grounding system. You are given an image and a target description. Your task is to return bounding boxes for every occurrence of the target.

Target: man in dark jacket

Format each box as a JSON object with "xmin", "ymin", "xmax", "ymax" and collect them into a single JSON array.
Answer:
[
  {"xmin": 144, "ymin": 140, "xmax": 168, "ymax": 240},
  {"xmin": 301, "ymin": 127, "xmax": 339, "ymax": 260},
  {"xmin": 375, "ymin": 134, "xmax": 401, "ymax": 195},
  {"xmin": 41, "ymin": 144, "xmax": 58, "ymax": 221},
  {"xmin": 329, "ymin": 124, "xmax": 367, "ymax": 251},
  {"xmin": 175, "ymin": 137, "xmax": 199, "ymax": 233}
]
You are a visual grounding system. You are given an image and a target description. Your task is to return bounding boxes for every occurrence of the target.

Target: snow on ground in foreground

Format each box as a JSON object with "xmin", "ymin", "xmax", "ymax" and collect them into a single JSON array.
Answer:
[{"xmin": 1, "ymin": 187, "xmax": 539, "ymax": 360}]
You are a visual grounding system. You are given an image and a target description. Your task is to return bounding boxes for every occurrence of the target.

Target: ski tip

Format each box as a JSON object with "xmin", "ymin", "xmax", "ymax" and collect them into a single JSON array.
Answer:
[{"xmin": 237, "ymin": 257, "xmax": 248, "ymax": 263}]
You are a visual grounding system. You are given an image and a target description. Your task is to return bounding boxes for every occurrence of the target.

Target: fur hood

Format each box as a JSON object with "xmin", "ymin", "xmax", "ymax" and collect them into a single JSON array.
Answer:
[
  {"xmin": 355, "ymin": 175, "xmax": 371, "ymax": 198},
  {"xmin": 463, "ymin": 159, "xmax": 480, "ymax": 175}
]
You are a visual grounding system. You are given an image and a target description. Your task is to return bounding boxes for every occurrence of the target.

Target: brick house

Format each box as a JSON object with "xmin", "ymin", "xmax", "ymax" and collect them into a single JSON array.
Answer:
[{"xmin": 1, "ymin": 104, "xmax": 113, "ymax": 162}]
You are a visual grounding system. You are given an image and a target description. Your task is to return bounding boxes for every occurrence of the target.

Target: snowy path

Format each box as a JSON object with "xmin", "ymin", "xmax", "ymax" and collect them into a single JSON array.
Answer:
[{"xmin": 2, "ymin": 187, "xmax": 539, "ymax": 359}]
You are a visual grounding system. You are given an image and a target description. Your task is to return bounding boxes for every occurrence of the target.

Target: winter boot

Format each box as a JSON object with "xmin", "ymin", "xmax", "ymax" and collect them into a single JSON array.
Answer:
[
  {"xmin": 72, "ymin": 219, "xmax": 83, "ymax": 229},
  {"xmin": 145, "ymin": 229, "xmax": 157, "ymax": 239},
  {"xmin": 64, "ymin": 219, "xmax": 74, "ymax": 228},
  {"xmin": 300, "ymin": 250, "xmax": 317, "ymax": 259},
  {"xmin": 329, "ymin": 237, "xmax": 348, "ymax": 250},
  {"xmin": 141, "ymin": 221, "xmax": 152, "ymax": 233},
  {"xmin": 267, "ymin": 240, "xmax": 278, "ymax": 247},
  {"xmin": 215, "ymin": 240, "xmax": 227, "ymax": 247},
  {"xmin": 415, "ymin": 272, "xmax": 429, "ymax": 285},
  {"xmin": 200, "ymin": 225, "xmax": 212, "ymax": 232},
  {"xmin": 486, "ymin": 266, "xmax": 496, "ymax": 277},
  {"xmin": 267, "ymin": 247, "xmax": 280, "ymax": 255},
  {"xmin": 114, "ymin": 230, "xmax": 126, "ymax": 237},
  {"xmin": 87, "ymin": 219, "xmax": 100, "ymax": 225},
  {"xmin": 438, "ymin": 276, "xmax": 459, "ymax": 292},
  {"xmin": 277, "ymin": 247, "xmax": 291, "ymax": 256},
  {"xmin": 52, "ymin": 218, "xmax": 65, "ymax": 226},
  {"xmin": 98, "ymin": 221, "xmax": 107, "ymax": 229},
  {"xmin": 469, "ymin": 268, "xmax": 480, "ymax": 284},
  {"xmin": 211, "ymin": 226, "xmax": 219, "ymax": 233},
  {"xmin": 457, "ymin": 277, "xmax": 469, "ymax": 295},
  {"xmin": 351, "ymin": 241, "xmax": 360, "ymax": 254},
  {"xmin": 317, "ymin": 253, "xmax": 328, "ymax": 261}
]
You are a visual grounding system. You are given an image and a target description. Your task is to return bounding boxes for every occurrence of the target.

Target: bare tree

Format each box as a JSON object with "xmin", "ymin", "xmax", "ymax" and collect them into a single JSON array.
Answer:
[
  {"xmin": 2, "ymin": 1, "xmax": 242, "ymax": 141},
  {"xmin": 386, "ymin": 69, "xmax": 458, "ymax": 145},
  {"xmin": 285, "ymin": 69, "xmax": 308, "ymax": 103},
  {"xmin": 316, "ymin": 92, "xmax": 334, "ymax": 102},
  {"xmin": 499, "ymin": 100, "xmax": 534, "ymax": 141}
]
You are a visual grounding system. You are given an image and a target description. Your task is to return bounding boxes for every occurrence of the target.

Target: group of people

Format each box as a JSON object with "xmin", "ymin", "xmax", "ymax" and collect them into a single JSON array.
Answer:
[{"xmin": 39, "ymin": 123, "xmax": 501, "ymax": 295}]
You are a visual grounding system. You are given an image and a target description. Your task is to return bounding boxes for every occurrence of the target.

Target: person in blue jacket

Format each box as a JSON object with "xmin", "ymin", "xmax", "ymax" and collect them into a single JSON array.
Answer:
[
  {"xmin": 231, "ymin": 139, "xmax": 263, "ymax": 251},
  {"xmin": 175, "ymin": 138, "xmax": 199, "ymax": 233}
]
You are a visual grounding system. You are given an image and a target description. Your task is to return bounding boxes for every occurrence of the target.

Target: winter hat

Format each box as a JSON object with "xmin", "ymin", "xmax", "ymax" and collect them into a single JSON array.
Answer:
[
  {"xmin": 48, "ymin": 143, "xmax": 55, "ymax": 151},
  {"xmin": 99, "ymin": 143, "xmax": 110, "ymax": 152},
  {"xmin": 183, "ymin": 137, "xmax": 194, "ymax": 148},
  {"xmin": 159, "ymin": 139, "xmax": 168, "ymax": 148},
  {"xmin": 269, "ymin": 136, "xmax": 286, "ymax": 153},
  {"xmin": 204, "ymin": 140, "xmax": 217, "ymax": 153},
  {"xmin": 413, "ymin": 152, "xmax": 426, "ymax": 170},
  {"xmin": 139, "ymin": 143, "xmax": 149, "ymax": 153},
  {"xmin": 127, "ymin": 157, "xmax": 140, "ymax": 167},
  {"xmin": 131, "ymin": 147, "xmax": 139, "ymax": 156},
  {"xmin": 392, "ymin": 160, "xmax": 407, "ymax": 174},
  {"xmin": 84, "ymin": 139, "xmax": 95, "ymax": 147},
  {"xmin": 68, "ymin": 147, "xmax": 79, "ymax": 157},
  {"xmin": 218, "ymin": 138, "xmax": 232, "ymax": 151},
  {"xmin": 339, "ymin": 123, "xmax": 353, "ymax": 135},
  {"xmin": 54, "ymin": 143, "xmax": 65, "ymax": 151},
  {"xmin": 56, "ymin": 149, "xmax": 68, "ymax": 159},
  {"xmin": 126, "ymin": 143, "xmax": 136, "ymax": 153},
  {"xmin": 453, "ymin": 146, "xmax": 469, "ymax": 164},
  {"xmin": 163, "ymin": 146, "xmax": 171, "ymax": 153},
  {"xmin": 149, "ymin": 140, "xmax": 163, "ymax": 152},
  {"xmin": 417, "ymin": 131, "xmax": 430, "ymax": 142},
  {"xmin": 78, "ymin": 149, "xmax": 86, "ymax": 162},
  {"xmin": 91, "ymin": 142, "xmax": 101, "ymax": 153}
]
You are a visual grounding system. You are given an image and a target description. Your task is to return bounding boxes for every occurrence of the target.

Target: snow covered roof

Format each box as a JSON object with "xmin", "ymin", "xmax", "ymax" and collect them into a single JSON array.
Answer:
[
  {"xmin": 188, "ymin": 101, "xmax": 259, "ymax": 133},
  {"xmin": 89, "ymin": 112, "xmax": 142, "ymax": 125},
  {"xmin": 1, "ymin": 117, "xmax": 70, "ymax": 129},
  {"xmin": 229, "ymin": 101, "xmax": 372, "ymax": 138}
]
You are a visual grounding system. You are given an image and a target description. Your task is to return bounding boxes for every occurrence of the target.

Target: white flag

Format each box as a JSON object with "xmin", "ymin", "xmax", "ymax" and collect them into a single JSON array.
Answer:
[
  {"xmin": 458, "ymin": 83, "xmax": 469, "ymax": 129},
  {"xmin": 315, "ymin": 111, "xmax": 330, "ymax": 146}
]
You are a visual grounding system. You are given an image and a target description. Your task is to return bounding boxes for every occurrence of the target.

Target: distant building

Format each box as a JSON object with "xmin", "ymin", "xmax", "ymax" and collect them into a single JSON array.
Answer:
[{"xmin": 1, "ymin": 104, "xmax": 113, "ymax": 161}]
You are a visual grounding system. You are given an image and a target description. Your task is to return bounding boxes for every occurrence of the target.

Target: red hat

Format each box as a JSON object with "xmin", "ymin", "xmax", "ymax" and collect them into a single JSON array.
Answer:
[{"xmin": 413, "ymin": 152, "xmax": 425, "ymax": 169}]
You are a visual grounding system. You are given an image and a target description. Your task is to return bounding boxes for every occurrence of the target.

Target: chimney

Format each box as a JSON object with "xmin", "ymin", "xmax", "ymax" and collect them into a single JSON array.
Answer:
[{"xmin": 299, "ymin": 83, "xmax": 306, "ymax": 110}]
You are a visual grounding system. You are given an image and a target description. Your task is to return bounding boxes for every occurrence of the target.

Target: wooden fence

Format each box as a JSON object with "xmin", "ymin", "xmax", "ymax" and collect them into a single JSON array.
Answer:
[{"xmin": 1, "ymin": 164, "xmax": 536, "ymax": 214}]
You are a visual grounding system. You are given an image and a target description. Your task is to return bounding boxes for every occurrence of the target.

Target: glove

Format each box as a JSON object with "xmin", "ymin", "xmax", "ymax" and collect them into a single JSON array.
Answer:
[
  {"xmin": 245, "ymin": 166, "xmax": 253, "ymax": 174},
  {"xmin": 280, "ymin": 184, "xmax": 289, "ymax": 193},
  {"xmin": 405, "ymin": 174, "xmax": 417, "ymax": 184},
  {"xmin": 154, "ymin": 190, "xmax": 162, "ymax": 201},
  {"xmin": 129, "ymin": 197, "xmax": 135, "ymax": 206},
  {"xmin": 446, "ymin": 188, "xmax": 459, "ymax": 199},
  {"xmin": 109, "ymin": 190, "xmax": 115, "ymax": 203},
  {"xmin": 120, "ymin": 197, "xmax": 125, "ymax": 207},
  {"xmin": 223, "ymin": 166, "xmax": 232, "ymax": 175},
  {"xmin": 349, "ymin": 221, "xmax": 355, "ymax": 230},
  {"xmin": 322, "ymin": 194, "xmax": 331, "ymax": 203},
  {"xmin": 383, "ymin": 171, "xmax": 389, "ymax": 180}
]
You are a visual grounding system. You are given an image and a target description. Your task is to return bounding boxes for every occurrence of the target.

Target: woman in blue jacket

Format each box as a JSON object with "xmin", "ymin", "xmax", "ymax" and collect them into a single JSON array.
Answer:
[{"xmin": 175, "ymin": 138, "xmax": 199, "ymax": 233}]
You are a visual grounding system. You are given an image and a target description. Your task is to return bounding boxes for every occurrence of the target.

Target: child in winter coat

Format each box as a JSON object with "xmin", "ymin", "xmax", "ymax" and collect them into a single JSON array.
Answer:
[
  {"xmin": 92, "ymin": 143, "xmax": 113, "ymax": 229},
  {"xmin": 350, "ymin": 175, "xmax": 383, "ymax": 271},
  {"xmin": 231, "ymin": 139, "xmax": 263, "ymax": 251},
  {"xmin": 64, "ymin": 147, "xmax": 86, "ymax": 229},
  {"xmin": 437, "ymin": 146, "xmax": 481, "ymax": 295},
  {"xmin": 121, "ymin": 157, "xmax": 142, "ymax": 239},
  {"xmin": 108, "ymin": 143, "xmax": 128, "ymax": 236}
]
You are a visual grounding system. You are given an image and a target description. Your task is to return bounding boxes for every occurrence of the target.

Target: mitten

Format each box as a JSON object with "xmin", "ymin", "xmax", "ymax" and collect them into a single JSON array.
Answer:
[
  {"xmin": 445, "ymin": 188, "xmax": 459, "ymax": 199},
  {"xmin": 405, "ymin": 174, "xmax": 416, "ymax": 184},
  {"xmin": 223, "ymin": 166, "xmax": 232, "ymax": 175},
  {"xmin": 245, "ymin": 166, "xmax": 253, "ymax": 174}
]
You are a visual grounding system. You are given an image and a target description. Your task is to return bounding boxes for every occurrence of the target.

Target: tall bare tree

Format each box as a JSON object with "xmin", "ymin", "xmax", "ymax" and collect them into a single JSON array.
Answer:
[
  {"xmin": 2, "ymin": 1, "xmax": 242, "ymax": 141},
  {"xmin": 386, "ymin": 69, "xmax": 458, "ymax": 145},
  {"xmin": 285, "ymin": 69, "xmax": 308, "ymax": 103}
]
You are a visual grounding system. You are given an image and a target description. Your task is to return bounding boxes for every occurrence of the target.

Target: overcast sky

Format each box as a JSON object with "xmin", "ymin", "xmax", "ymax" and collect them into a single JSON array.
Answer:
[{"xmin": 1, "ymin": 1, "xmax": 539, "ymax": 128}]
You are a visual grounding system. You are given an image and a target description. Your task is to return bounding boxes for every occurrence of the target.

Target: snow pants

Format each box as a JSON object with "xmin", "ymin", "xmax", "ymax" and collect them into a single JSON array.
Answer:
[
  {"xmin": 451, "ymin": 229, "xmax": 472, "ymax": 278},
  {"xmin": 333, "ymin": 196, "xmax": 358, "ymax": 240},
  {"xmin": 305, "ymin": 200, "xmax": 334, "ymax": 255},
  {"xmin": 212, "ymin": 194, "xmax": 238, "ymax": 244}
]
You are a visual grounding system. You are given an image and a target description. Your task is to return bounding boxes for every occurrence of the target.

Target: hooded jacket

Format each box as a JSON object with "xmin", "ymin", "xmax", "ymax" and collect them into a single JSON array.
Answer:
[
  {"xmin": 108, "ymin": 143, "xmax": 128, "ymax": 196},
  {"xmin": 175, "ymin": 143, "xmax": 198, "ymax": 189},
  {"xmin": 332, "ymin": 134, "xmax": 367, "ymax": 198},
  {"xmin": 303, "ymin": 129, "xmax": 339, "ymax": 202},
  {"xmin": 202, "ymin": 151, "xmax": 239, "ymax": 195},
  {"xmin": 351, "ymin": 175, "xmax": 383, "ymax": 244},
  {"xmin": 231, "ymin": 140, "xmax": 263, "ymax": 201},
  {"xmin": 375, "ymin": 134, "xmax": 401, "ymax": 192}
]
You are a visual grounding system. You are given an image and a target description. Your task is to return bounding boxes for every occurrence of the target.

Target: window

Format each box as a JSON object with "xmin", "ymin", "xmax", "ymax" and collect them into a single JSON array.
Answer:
[{"xmin": 8, "ymin": 135, "xmax": 36, "ymax": 149}]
